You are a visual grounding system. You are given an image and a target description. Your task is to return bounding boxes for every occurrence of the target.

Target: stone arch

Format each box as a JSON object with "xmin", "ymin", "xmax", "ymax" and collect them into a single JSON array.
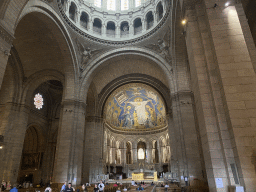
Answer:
[
  {"xmin": 79, "ymin": 47, "xmax": 174, "ymax": 107},
  {"xmin": 97, "ymin": 73, "xmax": 171, "ymax": 118},
  {"xmin": 21, "ymin": 70, "xmax": 64, "ymax": 107},
  {"xmin": 0, "ymin": 47, "xmax": 24, "ymax": 105},
  {"xmin": 14, "ymin": 2, "xmax": 78, "ymax": 100}
]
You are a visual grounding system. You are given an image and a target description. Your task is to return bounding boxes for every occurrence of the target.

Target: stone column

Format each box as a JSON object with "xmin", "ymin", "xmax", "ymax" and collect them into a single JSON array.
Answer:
[
  {"xmin": 0, "ymin": 24, "xmax": 13, "ymax": 90},
  {"xmin": 102, "ymin": 24, "xmax": 106, "ymax": 37},
  {"xmin": 53, "ymin": 100, "xmax": 86, "ymax": 185},
  {"xmin": 132, "ymin": 145, "xmax": 137, "ymax": 164},
  {"xmin": 185, "ymin": 2, "xmax": 256, "ymax": 191},
  {"xmin": 75, "ymin": 11, "xmax": 80, "ymax": 24},
  {"xmin": 66, "ymin": 0, "xmax": 71, "ymax": 15},
  {"xmin": 0, "ymin": 103, "xmax": 30, "ymax": 183},
  {"xmin": 89, "ymin": 19, "xmax": 93, "ymax": 32},
  {"xmin": 153, "ymin": 11, "xmax": 157, "ymax": 27},
  {"xmin": 82, "ymin": 116, "xmax": 104, "ymax": 183},
  {"xmin": 129, "ymin": 24, "xmax": 134, "ymax": 37},
  {"xmin": 121, "ymin": 148, "xmax": 125, "ymax": 165},
  {"xmin": 141, "ymin": 19, "xmax": 145, "ymax": 33},
  {"xmin": 204, "ymin": 3, "xmax": 256, "ymax": 191},
  {"xmin": 116, "ymin": 25, "xmax": 120, "ymax": 38}
]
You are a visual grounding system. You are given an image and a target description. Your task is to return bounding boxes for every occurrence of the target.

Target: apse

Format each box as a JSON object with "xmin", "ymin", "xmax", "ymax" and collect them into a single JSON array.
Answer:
[{"xmin": 104, "ymin": 83, "xmax": 167, "ymax": 131}]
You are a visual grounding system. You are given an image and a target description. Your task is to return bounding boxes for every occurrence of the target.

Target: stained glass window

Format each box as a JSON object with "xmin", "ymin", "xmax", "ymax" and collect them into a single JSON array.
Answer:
[
  {"xmin": 107, "ymin": 0, "xmax": 116, "ymax": 10},
  {"xmin": 138, "ymin": 148, "xmax": 145, "ymax": 159},
  {"xmin": 121, "ymin": 0, "xmax": 129, "ymax": 10},
  {"xmin": 135, "ymin": 0, "xmax": 141, "ymax": 7},
  {"xmin": 34, "ymin": 93, "xmax": 43, "ymax": 110},
  {"xmin": 94, "ymin": 0, "xmax": 101, "ymax": 8}
]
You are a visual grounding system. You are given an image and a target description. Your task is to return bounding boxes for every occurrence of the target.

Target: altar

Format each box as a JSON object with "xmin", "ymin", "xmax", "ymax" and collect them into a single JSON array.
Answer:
[
  {"xmin": 131, "ymin": 171, "xmax": 158, "ymax": 181},
  {"xmin": 132, "ymin": 172, "xmax": 144, "ymax": 180}
]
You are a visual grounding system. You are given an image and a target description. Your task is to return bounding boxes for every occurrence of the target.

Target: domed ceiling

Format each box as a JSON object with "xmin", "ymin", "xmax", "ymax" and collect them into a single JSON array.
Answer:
[{"xmin": 104, "ymin": 83, "xmax": 167, "ymax": 131}]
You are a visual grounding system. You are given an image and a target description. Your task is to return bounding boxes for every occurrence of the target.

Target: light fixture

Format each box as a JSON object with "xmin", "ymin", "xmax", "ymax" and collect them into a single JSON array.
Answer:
[
  {"xmin": 182, "ymin": 19, "xmax": 187, "ymax": 25},
  {"xmin": 225, "ymin": 2, "xmax": 230, "ymax": 7},
  {"xmin": 0, "ymin": 146, "xmax": 3, "ymax": 149}
]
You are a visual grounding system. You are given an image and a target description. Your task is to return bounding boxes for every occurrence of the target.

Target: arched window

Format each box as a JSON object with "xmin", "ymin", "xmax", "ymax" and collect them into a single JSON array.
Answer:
[
  {"xmin": 138, "ymin": 148, "xmax": 145, "ymax": 159},
  {"xmin": 156, "ymin": 2, "xmax": 163, "ymax": 22},
  {"xmin": 146, "ymin": 11, "xmax": 154, "ymax": 30},
  {"xmin": 137, "ymin": 141, "xmax": 146, "ymax": 160},
  {"xmin": 80, "ymin": 12, "xmax": 89, "ymax": 30},
  {"xmin": 93, "ymin": 18, "xmax": 102, "ymax": 35},
  {"xmin": 135, "ymin": 0, "xmax": 141, "ymax": 7},
  {"xmin": 94, "ymin": 0, "xmax": 102, "ymax": 8},
  {"xmin": 69, "ymin": 2, "xmax": 77, "ymax": 22},
  {"xmin": 107, "ymin": 21, "xmax": 116, "ymax": 37},
  {"xmin": 107, "ymin": 0, "xmax": 116, "ymax": 11},
  {"xmin": 121, "ymin": 0, "xmax": 129, "ymax": 10},
  {"xmin": 134, "ymin": 18, "xmax": 142, "ymax": 35},
  {"xmin": 121, "ymin": 21, "xmax": 129, "ymax": 37}
]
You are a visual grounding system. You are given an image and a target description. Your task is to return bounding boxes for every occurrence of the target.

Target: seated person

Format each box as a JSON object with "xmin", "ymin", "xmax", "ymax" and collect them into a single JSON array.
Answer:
[
  {"xmin": 136, "ymin": 185, "xmax": 144, "ymax": 191},
  {"xmin": 116, "ymin": 187, "xmax": 121, "ymax": 192},
  {"xmin": 123, "ymin": 187, "xmax": 127, "ymax": 191},
  {"xmin": 151, "ymin": 182, "xmax": 154, "ymax": 186},
  {"xmin": 113, "ymin": 183, "xmax": 118, "ymax": 187}
]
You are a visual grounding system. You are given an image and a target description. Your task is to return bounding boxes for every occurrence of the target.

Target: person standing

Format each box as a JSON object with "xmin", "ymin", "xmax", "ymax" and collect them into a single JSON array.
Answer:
[
  {"xmin": 93, "ymin": 184, "xmax": 99, "ymax": 192},
  {"xmin": 45, "ymin": 185, "xmax": 52, "ymax": 192},
  {"xmin": 98, "ymin": 181, "xmax": 104, "ymax": 192},
  {"xmin": 61, "ymin": 182, "xmax": 67, "ymax": 192},
  {"xmin": 10, "ymin": 184, "xmax": 18, "ymax": 192},
  {"xmin": 65, "ymin": 183, "xmax": 75, "ymax": 192}
]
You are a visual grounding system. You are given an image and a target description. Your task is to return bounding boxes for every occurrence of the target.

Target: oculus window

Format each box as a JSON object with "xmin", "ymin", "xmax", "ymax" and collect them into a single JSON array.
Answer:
[{"xmin": 34, "ymin": 93, "xmax": 43, "ymax": 110}]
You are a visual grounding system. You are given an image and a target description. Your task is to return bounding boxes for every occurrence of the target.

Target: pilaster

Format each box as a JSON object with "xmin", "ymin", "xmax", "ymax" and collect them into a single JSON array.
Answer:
[
  {"xmin": 53, "ymin": 100, "xmax": 86, "ymax": 185},
  {"xmin": 0, "ymin": 23, "xmax": 13, "ymax": 90}
]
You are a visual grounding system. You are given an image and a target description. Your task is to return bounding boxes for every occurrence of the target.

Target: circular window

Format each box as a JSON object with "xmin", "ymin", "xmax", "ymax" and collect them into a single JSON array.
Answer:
[{"xmin": 34, "ymin": 93, "xmax": 44, "ymax": 110}]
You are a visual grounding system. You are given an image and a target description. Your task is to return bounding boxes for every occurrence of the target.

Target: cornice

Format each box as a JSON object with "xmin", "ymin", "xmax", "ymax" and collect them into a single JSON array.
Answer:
[{"xmin": 104, "ymin": 121, "xmax": 168, "ymax": 135}]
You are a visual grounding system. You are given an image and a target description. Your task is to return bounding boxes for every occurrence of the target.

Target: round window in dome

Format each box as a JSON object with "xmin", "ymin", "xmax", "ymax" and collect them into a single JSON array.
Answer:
[{"xmin": 104, "ymin": 83, "xmax": 167, "ymax": 131}]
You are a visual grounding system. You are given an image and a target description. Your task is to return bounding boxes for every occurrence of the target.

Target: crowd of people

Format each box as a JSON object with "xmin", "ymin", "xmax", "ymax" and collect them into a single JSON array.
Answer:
[{"xmin": 0, "ymin": 180, "xmax": 161, "ymax": 192}]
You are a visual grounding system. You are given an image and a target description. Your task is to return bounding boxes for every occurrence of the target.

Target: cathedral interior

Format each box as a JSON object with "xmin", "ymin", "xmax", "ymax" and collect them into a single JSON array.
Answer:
[{"xmin": 1, "ymin": 0, "xmax": 256, "ymax": 191}]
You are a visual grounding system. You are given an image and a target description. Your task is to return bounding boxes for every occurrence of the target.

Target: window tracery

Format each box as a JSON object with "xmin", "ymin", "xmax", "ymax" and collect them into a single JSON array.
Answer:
[{"xmin": 34, "ymin": 93, "xmax": 43, "ymax": 110}]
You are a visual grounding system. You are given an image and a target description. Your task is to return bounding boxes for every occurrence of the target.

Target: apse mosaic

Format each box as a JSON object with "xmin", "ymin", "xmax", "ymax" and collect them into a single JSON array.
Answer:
[{"xmin": 104, "ymin": 83, "xmax": 167, "ymax": 130}]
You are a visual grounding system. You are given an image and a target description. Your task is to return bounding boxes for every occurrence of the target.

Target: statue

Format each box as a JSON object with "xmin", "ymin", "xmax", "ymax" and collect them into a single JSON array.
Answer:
[{"xmin": 75, "ymin": 38, "xmax": 103, "ymax": 69}]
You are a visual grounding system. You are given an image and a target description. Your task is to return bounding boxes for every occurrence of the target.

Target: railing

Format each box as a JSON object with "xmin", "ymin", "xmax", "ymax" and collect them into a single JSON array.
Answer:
[
  {"xmin": 93, "ymin": 26, "xmax": 102, "ymax": 35},
  {"xmin": 147, "ymin": 21, "xmax": 154, "ymax": 29},
  {"xmin": 121, "ymin": 30, "xmax": 129, "ymax": 37},
  {"xmin": 134, "ymin": 26, "xmax": 142, "ymax": 35},
  {"xmin": 106, "ymin": 30, "xmax": 115, "ymax": 37}
]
